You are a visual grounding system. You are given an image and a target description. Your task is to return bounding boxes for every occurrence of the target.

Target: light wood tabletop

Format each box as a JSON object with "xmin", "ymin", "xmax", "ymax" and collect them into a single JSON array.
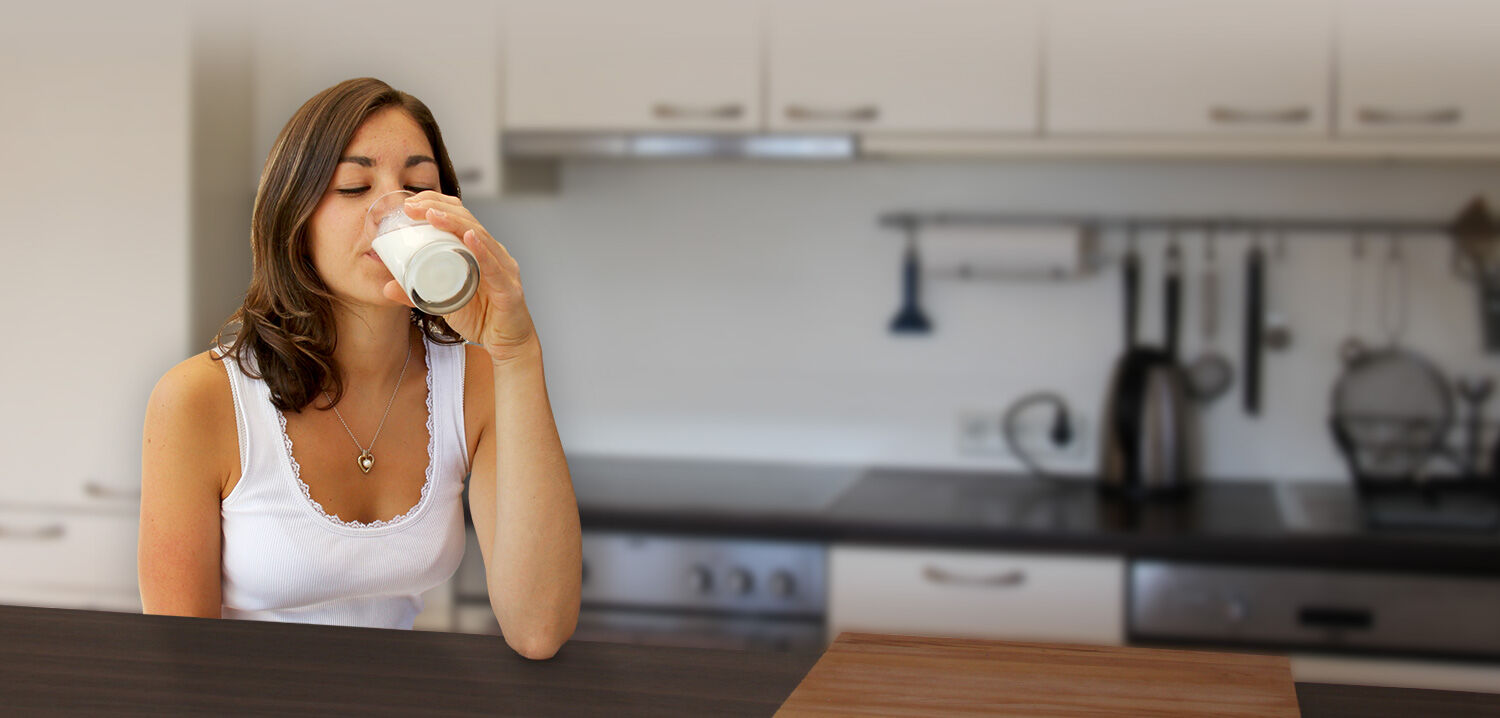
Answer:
[{"xmin": 776, "ymin": 632, "xmax": 1301, "ymax": 717}]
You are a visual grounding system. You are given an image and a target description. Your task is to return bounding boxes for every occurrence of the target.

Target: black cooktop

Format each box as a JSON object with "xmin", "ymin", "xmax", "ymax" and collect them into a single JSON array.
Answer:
[{"xmin": 568, "ymin": 453, "xmax": 1500, "ymax": 575}]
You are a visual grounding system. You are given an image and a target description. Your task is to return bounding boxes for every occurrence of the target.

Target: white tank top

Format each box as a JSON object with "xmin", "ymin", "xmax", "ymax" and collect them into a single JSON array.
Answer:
[{"xmin": 212, "ymin": 334, "xmax": 469, "ymax": 629}]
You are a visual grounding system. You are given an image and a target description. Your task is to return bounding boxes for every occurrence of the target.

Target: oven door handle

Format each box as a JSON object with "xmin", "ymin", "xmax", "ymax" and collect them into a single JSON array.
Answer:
[{"xmin": 922, "ymin": 565, "xmax": 1027, "ymax": 588}]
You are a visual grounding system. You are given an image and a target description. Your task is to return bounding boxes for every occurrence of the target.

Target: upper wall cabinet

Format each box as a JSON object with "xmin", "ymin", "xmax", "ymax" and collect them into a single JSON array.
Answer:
[
  {"xmin": 1337, "ymin": 0, "xmax": 1500, "ymax": 138},
  {"xmin": 252, "ymin": 0, "xmax": 501, "ymax": 198},
  {"xmin": 766, "ymin": 0, "xmax": 1041, "ymax": 134},
  {"xmin": 1045, "ymin": 0, "xmax": 1331, "ymax": 137},
  {"xmin": 503, "ymin": 0, "xmax": 762, "ymax": 132}
]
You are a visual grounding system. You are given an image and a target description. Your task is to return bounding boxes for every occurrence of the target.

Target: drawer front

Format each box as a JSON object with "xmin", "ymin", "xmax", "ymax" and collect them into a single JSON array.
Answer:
[
  {"xmin": 829, "ymin": 544, "xmax": 1124, "ymax": 645},
  {"xmin": 0, "ymin": 508, "xmax": 139, "ymax": 599}
]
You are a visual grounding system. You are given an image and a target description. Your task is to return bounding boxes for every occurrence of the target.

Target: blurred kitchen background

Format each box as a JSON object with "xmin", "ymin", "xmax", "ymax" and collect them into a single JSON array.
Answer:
[{"xmin": 5, "ymin": 0, "xmax": 1500, "ymax": 695}]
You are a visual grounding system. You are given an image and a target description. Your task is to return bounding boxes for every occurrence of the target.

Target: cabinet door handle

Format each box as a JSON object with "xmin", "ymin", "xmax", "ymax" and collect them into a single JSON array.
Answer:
[
  {"xmin": 0, "ymin": 523, "xmax": 66, "ymax": 541},
  {"xmin": 84, "ymin": 481, "xmax": 141, "ymax": 500},
  {"xmin": 1357, "ymin": 106, "xmax": 1462, "ymax": 126},
  {"xmin": 785, "ymin": 104, "xmax": 880, "ymax": 123},
  {"xmin": 651, "ymin": 103, "xmax": 745, "ymax": 121},
  {"xmin": 1208, "ymin": 105, "xmax": 1312, "ymax": 125},
  {"xmin": 922, "ymin": 565, "xmax": 1027, "ymax": 588}
]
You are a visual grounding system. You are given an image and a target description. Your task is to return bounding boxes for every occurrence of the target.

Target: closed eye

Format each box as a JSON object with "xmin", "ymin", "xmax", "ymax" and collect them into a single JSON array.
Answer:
[{"xmin": 335, "ymin": 186, "xmax": 436, "ymax": 196}]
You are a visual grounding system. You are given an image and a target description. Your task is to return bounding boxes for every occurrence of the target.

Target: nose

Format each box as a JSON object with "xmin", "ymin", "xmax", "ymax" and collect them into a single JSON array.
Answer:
[{"xmin": 364, "ymin": 187, "xmax": 417, "ymax": 238}]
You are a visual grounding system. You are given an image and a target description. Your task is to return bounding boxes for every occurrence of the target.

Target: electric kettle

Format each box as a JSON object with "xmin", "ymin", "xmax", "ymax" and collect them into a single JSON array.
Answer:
[{"xmin": 1099, "ymin": 239, "xmax": 1198, "ymax": 499}]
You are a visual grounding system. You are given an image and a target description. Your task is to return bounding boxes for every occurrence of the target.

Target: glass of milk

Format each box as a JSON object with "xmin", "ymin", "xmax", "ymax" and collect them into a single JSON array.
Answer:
[{"xmin": 365, "ymin": 190, "xmax": 480, "ymax": 315}]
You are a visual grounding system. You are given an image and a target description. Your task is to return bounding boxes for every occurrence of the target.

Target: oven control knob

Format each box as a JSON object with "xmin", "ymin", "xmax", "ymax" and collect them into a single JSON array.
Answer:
[
  {"xmin": 1224, "ymin": 596, "xmax": 1248, "ymax": 624},
  {"xmin": 687, "ymin": 565, "xmax": 714, "ymax": 594},
  {"xmin": 726, "ymin": 567, "xmax": 755, "ymax": 595},
  {"xmin": 769, "ymin": 570, "xmax": 796, "ymax": 598}
]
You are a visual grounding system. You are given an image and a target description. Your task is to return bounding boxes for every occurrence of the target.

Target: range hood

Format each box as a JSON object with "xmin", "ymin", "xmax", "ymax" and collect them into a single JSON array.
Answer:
[{"xmin": 501, "ymin": 131, "xmax": 860, "ymax": 160}]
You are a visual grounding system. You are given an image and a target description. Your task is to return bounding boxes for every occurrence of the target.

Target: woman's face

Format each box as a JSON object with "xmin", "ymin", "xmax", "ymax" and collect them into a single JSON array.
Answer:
[{"xmin": 307, "ymin": 106, "xmax": 443, "ymax": 308}]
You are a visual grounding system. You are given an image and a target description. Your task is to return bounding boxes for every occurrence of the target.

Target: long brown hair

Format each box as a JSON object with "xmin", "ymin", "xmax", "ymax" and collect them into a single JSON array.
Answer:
[{"xmin": 213, "ymin": 77, "xmax": 466, "ymax": 413}]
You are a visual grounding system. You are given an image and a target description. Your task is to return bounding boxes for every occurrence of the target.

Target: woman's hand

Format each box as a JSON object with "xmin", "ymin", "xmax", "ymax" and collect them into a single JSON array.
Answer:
[{"xmin": 382, "ymin": 191, "xmax": 537, "ymax": 364}]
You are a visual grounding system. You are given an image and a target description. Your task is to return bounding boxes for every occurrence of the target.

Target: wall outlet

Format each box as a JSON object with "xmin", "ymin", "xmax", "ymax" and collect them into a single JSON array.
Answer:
[{"xmin": 957, "ymin": 407, "xmax": 1090, "ymax": 460}]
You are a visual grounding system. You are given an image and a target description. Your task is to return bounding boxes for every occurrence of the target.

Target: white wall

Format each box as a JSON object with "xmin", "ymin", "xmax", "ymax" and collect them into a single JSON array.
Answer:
[{"xmin": 469, "ymin": 158, "xmax": 1500, "ymax": 481}]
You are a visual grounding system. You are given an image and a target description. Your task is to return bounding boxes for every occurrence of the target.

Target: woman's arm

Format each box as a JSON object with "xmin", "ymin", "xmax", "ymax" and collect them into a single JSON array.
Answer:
[
  {"xmin": 392, "ymin": 192, "xmax": 580, "ymax": 657},
  {"xmin": 138, "ymin": 353, "xmax": 231, "ymax": 618},
  {"xmin": 467, "ymin": 341, "xmax": 581, "ymax": 660},
  {"xmin": 487, "ymin": 341, "xmax": 580, "ymax": 658}
]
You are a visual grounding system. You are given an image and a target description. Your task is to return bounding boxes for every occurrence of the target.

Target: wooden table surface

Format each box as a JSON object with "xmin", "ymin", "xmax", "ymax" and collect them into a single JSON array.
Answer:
[
  {"xmin": 1, "ymin": 605, "xmax": 1496, "ymax": 717},
  {"xmin": 0, "ymin": 604, "xmax": 816, "ymax": 717},
  {"xmin": 778, "ymin": 633, "xmax": 1301, "ymax": 717}
]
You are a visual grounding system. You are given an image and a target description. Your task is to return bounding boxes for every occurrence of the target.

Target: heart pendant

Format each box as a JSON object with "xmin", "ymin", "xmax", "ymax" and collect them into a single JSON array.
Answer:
[{"xmin": 357, "ymin": 451, "xmax": 375, "ymax": 474}]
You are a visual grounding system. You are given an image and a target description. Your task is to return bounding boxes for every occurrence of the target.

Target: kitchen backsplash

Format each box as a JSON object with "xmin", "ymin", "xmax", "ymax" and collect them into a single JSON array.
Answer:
[{"xmin": 467, "ymin": 158, "xmax": 1500, "ymax": 481}]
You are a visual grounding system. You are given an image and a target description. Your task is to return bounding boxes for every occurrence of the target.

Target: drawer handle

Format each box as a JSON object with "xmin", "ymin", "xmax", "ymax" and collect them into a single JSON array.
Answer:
[
  {"xmin": 1298, "ymin": 606, "xmax": 1373, "ymax": 630},
  {"xmin": 0, "ymin": 523, "xmax": 66, "ymax": 541},
  {"xmin": 85, "ymin": 481, "xmax": 141, "ymax": 500},
  {"xmin": 785, "ymin": 104, "xmax": 880, "ymax": 123},
  {"xmin": 652, "ymin": 102, "xmax": 745, "ymax": 121},
  {"xmin": 1208, "ymin": 105, "xmax": 1312, "ymax": 125},
  {"xmin": 922, "ymin": 565, "xmax": 1026, "ymax": 588},
  {"xmin": 1357, "ymin": 106, "xmax": 1462, "ymax": 126}
]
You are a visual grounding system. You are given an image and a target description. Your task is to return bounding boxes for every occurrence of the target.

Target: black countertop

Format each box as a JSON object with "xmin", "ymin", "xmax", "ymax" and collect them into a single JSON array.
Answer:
[
  {"xmin": 2, "ymin": 605, "xmax": 1495, "ymax": 717},
  {"xmin": 570, "ymin": 454, "xmax": 1500, "ymax": 575}
]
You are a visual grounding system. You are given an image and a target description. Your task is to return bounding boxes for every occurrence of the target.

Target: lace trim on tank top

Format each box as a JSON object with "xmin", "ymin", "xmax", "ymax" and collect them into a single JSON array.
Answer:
[{"xmin": 274, "ymin": 339, "xmax": 436, "ymax": 529}]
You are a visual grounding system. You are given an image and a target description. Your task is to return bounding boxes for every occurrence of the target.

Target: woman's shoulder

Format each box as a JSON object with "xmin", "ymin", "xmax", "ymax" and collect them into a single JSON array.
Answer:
[
  {"xmin": 144, "ymin": 351, "xmax": 239, "ymax": 496},
  {"xmin": 148, "ymin": 352, "xmax": 237, "ymax": 448}
]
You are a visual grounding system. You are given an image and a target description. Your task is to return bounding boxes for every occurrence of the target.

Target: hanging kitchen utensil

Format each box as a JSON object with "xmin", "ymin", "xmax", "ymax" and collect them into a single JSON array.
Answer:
[
  {"xmin": 1122, "ymin": 226, "xmax": 1141, "ymax": 350},
  {"xmin": 1244, "ymin": 233, "xmax": 1265, "ymax": 416},
  {"xmin": 1447, "ymin": 196, "xmax": 1500, "ymax": 353},
  {"xmin": 1340, "ymin": 232, "xmax": 1369, "ymax": 365},
  {"xmin": 889, "ymin": 222, "xmax": 932, "ymax": 334},
  {"xmin": 1164, "ymin": 231, "xmax": 1183, "ymax": 361},
  {"xmin": 1263, "ymin": 232, "xmax": 1293, "ymax": 352},
  {"xmin": 1187, "ymin": 228, "xmax": 1234, "ymax": 402},
  {"xmin": 1329, "ymin": 234, "xmax": 1456, "ymax": 484},
  {"xmin": 1454, "ymin": 376, "xmax": 1494, "ymax": 479}
]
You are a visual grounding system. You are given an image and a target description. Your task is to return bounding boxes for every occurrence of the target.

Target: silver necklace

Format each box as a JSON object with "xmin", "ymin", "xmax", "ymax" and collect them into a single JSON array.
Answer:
[{"xmin": 324, "ymin": 331, "xmax": 412, "ymax": 475}]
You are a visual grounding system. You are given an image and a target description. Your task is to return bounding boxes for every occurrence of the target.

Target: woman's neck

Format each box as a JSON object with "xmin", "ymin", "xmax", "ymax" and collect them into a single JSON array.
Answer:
[{"xmin": 330, "ymin": 304, "xmax": 416, "ymax": 395}]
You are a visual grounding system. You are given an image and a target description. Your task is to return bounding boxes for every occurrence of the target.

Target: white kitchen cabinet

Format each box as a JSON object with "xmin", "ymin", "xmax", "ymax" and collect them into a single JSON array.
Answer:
[
  {"xmin": 0, "ymin": 508, "xmax": 141, "ymax": 611},
  {"xmin": 502, "ymin": 0, "xmax": 762, "ymax": 132},
  {"xmin": 1045, "ymin": 0, "xmax": 1332, "ymax": 138},
  {"xmin": 0, "ymin": 1, "xmax": 189, "ymax": 509},
  {"xmin": 1337, "ymin": 0, "xmax": 1500, "ymax": 138},
  {"xmin": 828, "ymin": 544, "xmax": 1124, "ymax": 646},
  {"xmin": 251, "ymin": 0, "xmax": 502, "ymax": 198},
  {"xmin": 767, "ymin": 0, "xmax": 1040, "ymax": 134}
]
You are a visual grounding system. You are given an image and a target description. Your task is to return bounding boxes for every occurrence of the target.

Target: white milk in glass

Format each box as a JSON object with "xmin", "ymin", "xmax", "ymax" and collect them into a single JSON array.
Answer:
[{"xmin": 367, "ymin": 190, "xmax": 479, "ymax": 315}]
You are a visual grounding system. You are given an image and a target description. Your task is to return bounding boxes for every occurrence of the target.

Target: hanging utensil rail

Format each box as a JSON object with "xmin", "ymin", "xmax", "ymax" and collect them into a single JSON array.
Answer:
[{"xmin": 879, "ymin": 211, "xmax": 1447, "ymax": 236}]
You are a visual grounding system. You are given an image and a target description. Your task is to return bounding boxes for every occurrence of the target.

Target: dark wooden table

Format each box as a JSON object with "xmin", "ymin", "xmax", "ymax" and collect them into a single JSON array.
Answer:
[{"xmin": 1, "ymin": 605, "xmax": 1496, "ymax": 717}]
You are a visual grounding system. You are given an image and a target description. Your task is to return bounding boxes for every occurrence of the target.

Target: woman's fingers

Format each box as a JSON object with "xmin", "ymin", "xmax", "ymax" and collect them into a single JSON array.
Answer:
[{"xmin": 462, "ymin": 229, "xmax": 512, "ymax": 288}]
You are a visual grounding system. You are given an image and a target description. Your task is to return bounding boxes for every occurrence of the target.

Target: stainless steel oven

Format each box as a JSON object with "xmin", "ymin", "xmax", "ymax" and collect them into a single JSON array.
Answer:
[
  {"xmin": 1129, "ymin": 560, "xmax": 1500, "ymax": 659},
  {"xmin": 451, "ymin": 527, "xmax": 828, "ymax": 652}
]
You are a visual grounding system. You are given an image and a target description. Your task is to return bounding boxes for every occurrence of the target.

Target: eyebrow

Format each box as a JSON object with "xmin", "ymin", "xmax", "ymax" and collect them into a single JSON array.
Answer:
[{"xmin": 338, "ymin": 155, "xmax": 437, "ymax": 168}]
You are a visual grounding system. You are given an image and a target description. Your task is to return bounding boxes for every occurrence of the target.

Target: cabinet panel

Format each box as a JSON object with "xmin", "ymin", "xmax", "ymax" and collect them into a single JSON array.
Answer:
[
  {"xmin": 1338, "ymin": 0, "xmax": 1500, "ymax": 137},
  {"xmin": 0, "ymin": 509, "xmax": 140, "ymax": 602},
  {"xmin": 1046, "ymin": 0, "xmax": 1331, "ymax": 137},
  {"xmin": 0, "ymin": 1, "xmax": 189, "ymax": 507},
  {"xmin": 252, "ymin": 0, "xmax": 501, "ymax": 197},
  {"xmin": 503, "ymin": 0, "xmax": 761, "ymax": 132},
  {"xmin": 768, "ymin": 0, "xmax": 1040, "ymax": 133},
  {"xmin": 829, "ymin": 544, "xmax": 1124, "ymax": 646}
]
